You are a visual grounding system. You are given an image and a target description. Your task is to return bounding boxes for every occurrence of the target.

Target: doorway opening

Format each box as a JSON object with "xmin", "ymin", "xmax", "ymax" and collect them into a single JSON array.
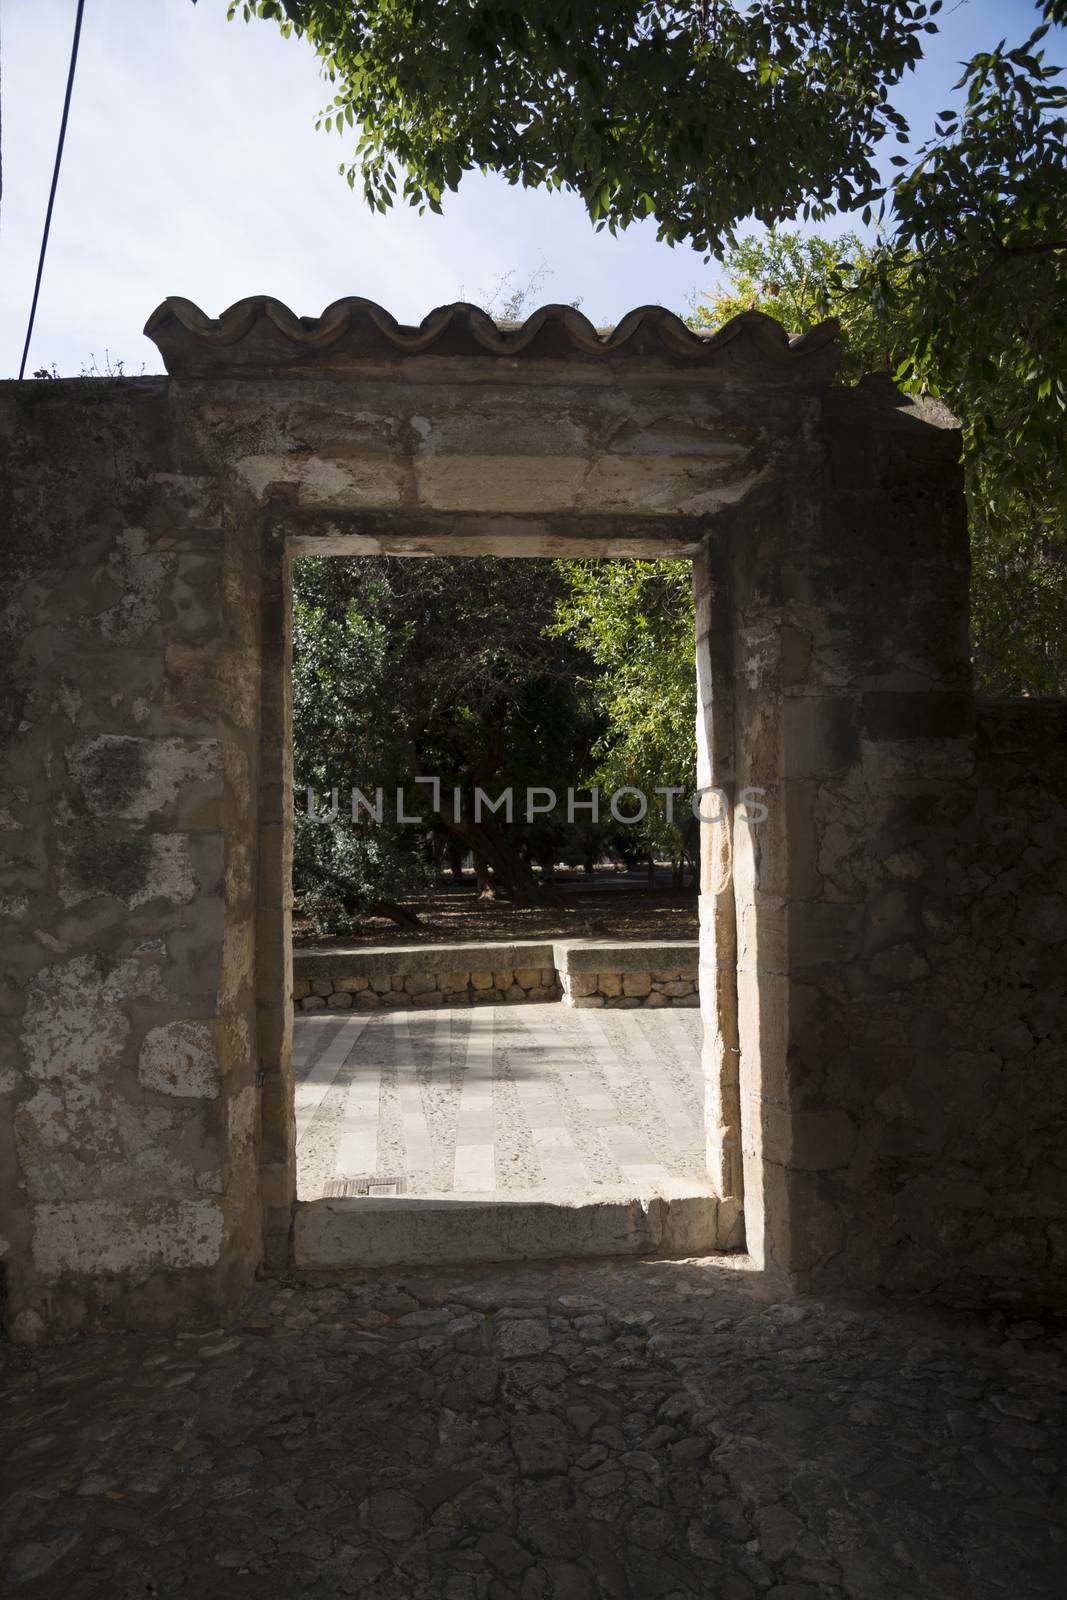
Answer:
[{"xmin": 287, "ymin": 552, "xmax": 718, "ymax": 1264}]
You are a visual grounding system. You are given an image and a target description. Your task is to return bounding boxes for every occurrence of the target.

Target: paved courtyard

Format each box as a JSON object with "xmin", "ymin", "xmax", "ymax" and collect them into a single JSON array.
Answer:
[
  {"xmin": 2, "ymin": 1256, "xmax": 1065, "ymax": 1599},
  {"xmin": 295, "ymin": 1005, "xmax": 707, "ymax": 1202}
]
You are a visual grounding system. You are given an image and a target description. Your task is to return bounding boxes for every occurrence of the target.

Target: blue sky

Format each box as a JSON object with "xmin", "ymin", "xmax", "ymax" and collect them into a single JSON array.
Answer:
[{"xmin": 0, "ymin": 0, "xmax": 1056, "ymax": 376}]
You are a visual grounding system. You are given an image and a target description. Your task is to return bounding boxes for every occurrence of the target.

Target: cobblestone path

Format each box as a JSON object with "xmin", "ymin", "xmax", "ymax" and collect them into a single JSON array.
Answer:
[
  {"xmin": 2, "ymin": 1257, "xmax": 1065, "ymax": 1599},
  {"xmin": 295, "ymin": 1006, "xmax": 706, "ymax": 1201}
]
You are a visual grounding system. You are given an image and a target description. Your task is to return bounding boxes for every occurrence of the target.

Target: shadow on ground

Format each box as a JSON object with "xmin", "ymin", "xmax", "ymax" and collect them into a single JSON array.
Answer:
[{"xmin": 2, "ymin": 1256, "xmax": 1065, "ymax": 1598}]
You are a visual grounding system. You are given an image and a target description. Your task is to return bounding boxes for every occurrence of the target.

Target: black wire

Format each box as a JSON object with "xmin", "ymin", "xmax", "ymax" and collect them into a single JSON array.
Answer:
[{"xmin": 18, "ymin": 0, "xmax": 87, "ymax": 381}]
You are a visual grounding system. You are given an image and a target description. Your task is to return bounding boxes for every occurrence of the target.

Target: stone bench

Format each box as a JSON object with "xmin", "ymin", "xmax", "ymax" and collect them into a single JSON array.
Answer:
[{"xmin": 292, "ymin": 939, "xmax": 698, "ymax": 1013}]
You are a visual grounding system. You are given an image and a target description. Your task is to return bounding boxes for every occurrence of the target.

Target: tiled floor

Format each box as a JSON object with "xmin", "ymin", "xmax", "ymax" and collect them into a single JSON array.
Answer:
[{"xmin": 294, "ymin": 1003, "xmax": 707, "ymax": 1201}]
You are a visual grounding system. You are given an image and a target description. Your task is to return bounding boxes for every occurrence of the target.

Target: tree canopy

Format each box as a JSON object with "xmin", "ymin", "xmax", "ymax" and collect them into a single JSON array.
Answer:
[
  {"xmin": 291, "ymin": 554, "xmax": 611, "ymax": 930},
  {"xmin": 697, "ymin": 227, "xmax": 1067, "ymax": 694},
  {"xmin": 223, "ymin": 0, "xmax": 937, "ymax": 253}
]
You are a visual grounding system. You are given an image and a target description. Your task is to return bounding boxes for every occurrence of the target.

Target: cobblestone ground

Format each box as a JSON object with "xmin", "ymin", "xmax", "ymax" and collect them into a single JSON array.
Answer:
[{"xmin": 2, "ymin": 1257, "xmax": 1066, "ymax": 1599}]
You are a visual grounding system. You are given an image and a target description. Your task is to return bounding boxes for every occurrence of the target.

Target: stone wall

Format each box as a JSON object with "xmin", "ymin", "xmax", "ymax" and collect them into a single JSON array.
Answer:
[
  {"xmin": 5, "ymin": 296, "xmax": 1059, "ymax": 1341},
  {"xmin": 296, "ymin": 962, "xmax": 559, "ymax": 1011},
  {"xmin": 292, "ymin": 941, "xmax": 699, "ymax": 1013},
  {"xmin": 0, "ymin": 380, "xmax": 264, "ymax": 1341},
  {"xmin": 873, "ymin": 700, "xmax": 1066, "ymax": 1305}
]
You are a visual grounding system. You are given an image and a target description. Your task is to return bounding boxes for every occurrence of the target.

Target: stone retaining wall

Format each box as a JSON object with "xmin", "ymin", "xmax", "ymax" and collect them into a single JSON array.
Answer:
[
  {"xmin": 294, "ymin": 964, "xmax": 559, "ymax": 1011},
  {"xmin": 292, "ymin": 941, "xmax": 699, "ymax": 1013},
  {"xmin": 559, "ymin": 970, "xmax": 698, "ymax": 1009}
]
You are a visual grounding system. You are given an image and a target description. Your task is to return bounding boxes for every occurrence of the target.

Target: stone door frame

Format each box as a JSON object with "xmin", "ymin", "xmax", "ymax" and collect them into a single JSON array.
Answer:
[{"xmin": 253, "ymin": 511, "xmax": 746, "ymax": 1269}]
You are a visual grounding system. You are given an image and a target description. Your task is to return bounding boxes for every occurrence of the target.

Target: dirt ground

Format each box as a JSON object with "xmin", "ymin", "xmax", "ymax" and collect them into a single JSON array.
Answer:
[{"xmin": 293, "ymin": 872, "xmax": 699, "ymax": 950}]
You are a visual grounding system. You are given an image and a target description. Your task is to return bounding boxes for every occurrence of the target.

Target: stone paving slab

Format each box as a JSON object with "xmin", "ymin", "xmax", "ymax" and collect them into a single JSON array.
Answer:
[
  {"xmin": 295, "ymin": 1005, "xmax": 706, "ymax": 1203},
  {"xmin": 2, "ymin": 1257, "xmax": 1066, "ymax": 1599}
]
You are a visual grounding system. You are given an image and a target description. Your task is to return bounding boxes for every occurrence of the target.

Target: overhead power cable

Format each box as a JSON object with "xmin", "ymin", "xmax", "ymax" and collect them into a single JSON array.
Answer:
[{"xmin": 18, "ymin": 0, "xmax": 86, "ymax": 381}]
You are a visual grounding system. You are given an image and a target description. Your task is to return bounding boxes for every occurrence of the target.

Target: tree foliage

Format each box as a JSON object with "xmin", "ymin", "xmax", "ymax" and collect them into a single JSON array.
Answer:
[
  {"xmin": 291, "ymin": 555, "xmax": 604, "ymax": 930},
  {"xmin": 223, "ymin": 0, "xmax": 935, "ymax": 253},
  {"xmin": 552, "ymin": 560, "xmax": 696, "ymax": 862},
  {"xmin": 696, "ymin": 227, "xmax": 1067, "ymax": 694}
]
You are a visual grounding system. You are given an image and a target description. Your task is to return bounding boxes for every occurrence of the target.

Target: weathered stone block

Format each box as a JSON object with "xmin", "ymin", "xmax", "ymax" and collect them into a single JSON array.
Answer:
[
  {"xmin": 138, "ymin": 1020, "xmax": 219, "ymax": 1099},
  {"xmin": 336, "ymin": 975, "xmax": 369, "ymax": 993},
  {"xmin": 326, "ymin": 991, "xmax": 353, "ymax": 1010},
  {"xmin": 622, "ymin": 972, "xmax": 652, "ymax": 997},
  {"xmin": 598, "ymin": 973, "xmax": 622, "ymax": 997},
  {"xmin": 565, "ymin": 974, "xmax": 599, "ymax": 998}
]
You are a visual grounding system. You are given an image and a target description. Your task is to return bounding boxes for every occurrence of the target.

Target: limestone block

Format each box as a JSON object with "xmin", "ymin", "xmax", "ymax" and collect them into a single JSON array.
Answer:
[
  {"xmin": 437, "ymin": 971, "xmax": 469, "ymax": 992},
  {"xmin": 326, "ymin": 992, "xmax": 353, "ymax": 1010},
  {"xmin": 404, "ymin": 973, "xmax": 437, "ymax": 996},
  {"xmin": 292, "ymin": 979, "xmax": 311, "ymax": 1001},
  {"xmin": 564, "ymin": 974, "xmax": 598, "ymax": 998},
  {"xmin": 336, "ymin": 975, "xmax": 369, "ymax": 993},
  {"xmin": 505, "ymin": 985, "xmax": 526, "ymax": 1003},
  {"xmin": 311, "ymin": 980, "xmax": 333, "ymax": 997},
  {"xmin": 138, "ymin": 1020, "xmax": 219, "ymax": 1099},
  {"xmin": 658, "ymin": 981, "xmax": 693, "ymax": 997},
  {"xmin": 567, "ymin": 994, "xmax": 605, "ymax": 1008},
  {"xmin": 301, "ymin": 996, "xmax": 326, "ymax": 1012},
  {"xmin": 539, "ymin": 968, "xmax": 556, "ymax": 987},
  {"xmin": 355, "ymin": 993, "xmax": 381, "ymax": 1010},
  {"xmin": 514, "ymin": 968, "xmax": 541, "ymax": 990},
  {"xmin": 643, "ymin": 992, "xmax": 669, "ymax": 1009},
  {"xmin": 412, "ymin": 992, "xmax": 439, "ymax": 1008},
  {"xmin": 612, "ymin": 996, "xmax": 642, "ymax": 1009},
  {"xmin": 370, "ymin": 976, "xmax": 393, "ymax": 994},
  {"xmin": 57, "ymin": 829, "xmax": 201, "ymax": 911},
  {"xmin": 622, "ymin": 972, "xmax": 652, "ymax": 997},
  {"xmin": 66, "ymin": 735, "xmax": 220, "ymax": 825},
  {"xmin": 598, "ymin": 973, "xmax": 622, "ymax": 997},
  {"xmin": 470, "ymin": 971, "xmax": 494, "ymax": 990},
  {"xmin": 31, "ymin": 1198, "xmax": 225, "ymax": 1276},
  {"xmin": 493, "ymin": 969, "xmax": 513, "ymax": 989}
]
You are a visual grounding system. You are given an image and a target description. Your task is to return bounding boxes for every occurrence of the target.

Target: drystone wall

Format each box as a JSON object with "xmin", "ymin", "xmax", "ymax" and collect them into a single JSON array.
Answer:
[
  {"xmin": 291, "ymin": 941, "xmax": 699, "ymax": 1012},
  {"xmin": 295, "ymin": 963, "xmax": 560, "ymax": 1011}
]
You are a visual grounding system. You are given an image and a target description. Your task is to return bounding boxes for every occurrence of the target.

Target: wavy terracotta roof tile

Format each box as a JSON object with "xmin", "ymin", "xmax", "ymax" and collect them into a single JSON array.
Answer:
[{"xmin": 144, "ymin": 295, "xmax": 839, "ymax": 377}]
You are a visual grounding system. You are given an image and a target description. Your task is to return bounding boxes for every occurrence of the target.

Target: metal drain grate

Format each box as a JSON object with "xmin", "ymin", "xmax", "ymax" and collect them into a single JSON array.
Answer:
[{"xmin": 322, "ymin": 1174, "xmax": 407, "ymax": 1198}]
